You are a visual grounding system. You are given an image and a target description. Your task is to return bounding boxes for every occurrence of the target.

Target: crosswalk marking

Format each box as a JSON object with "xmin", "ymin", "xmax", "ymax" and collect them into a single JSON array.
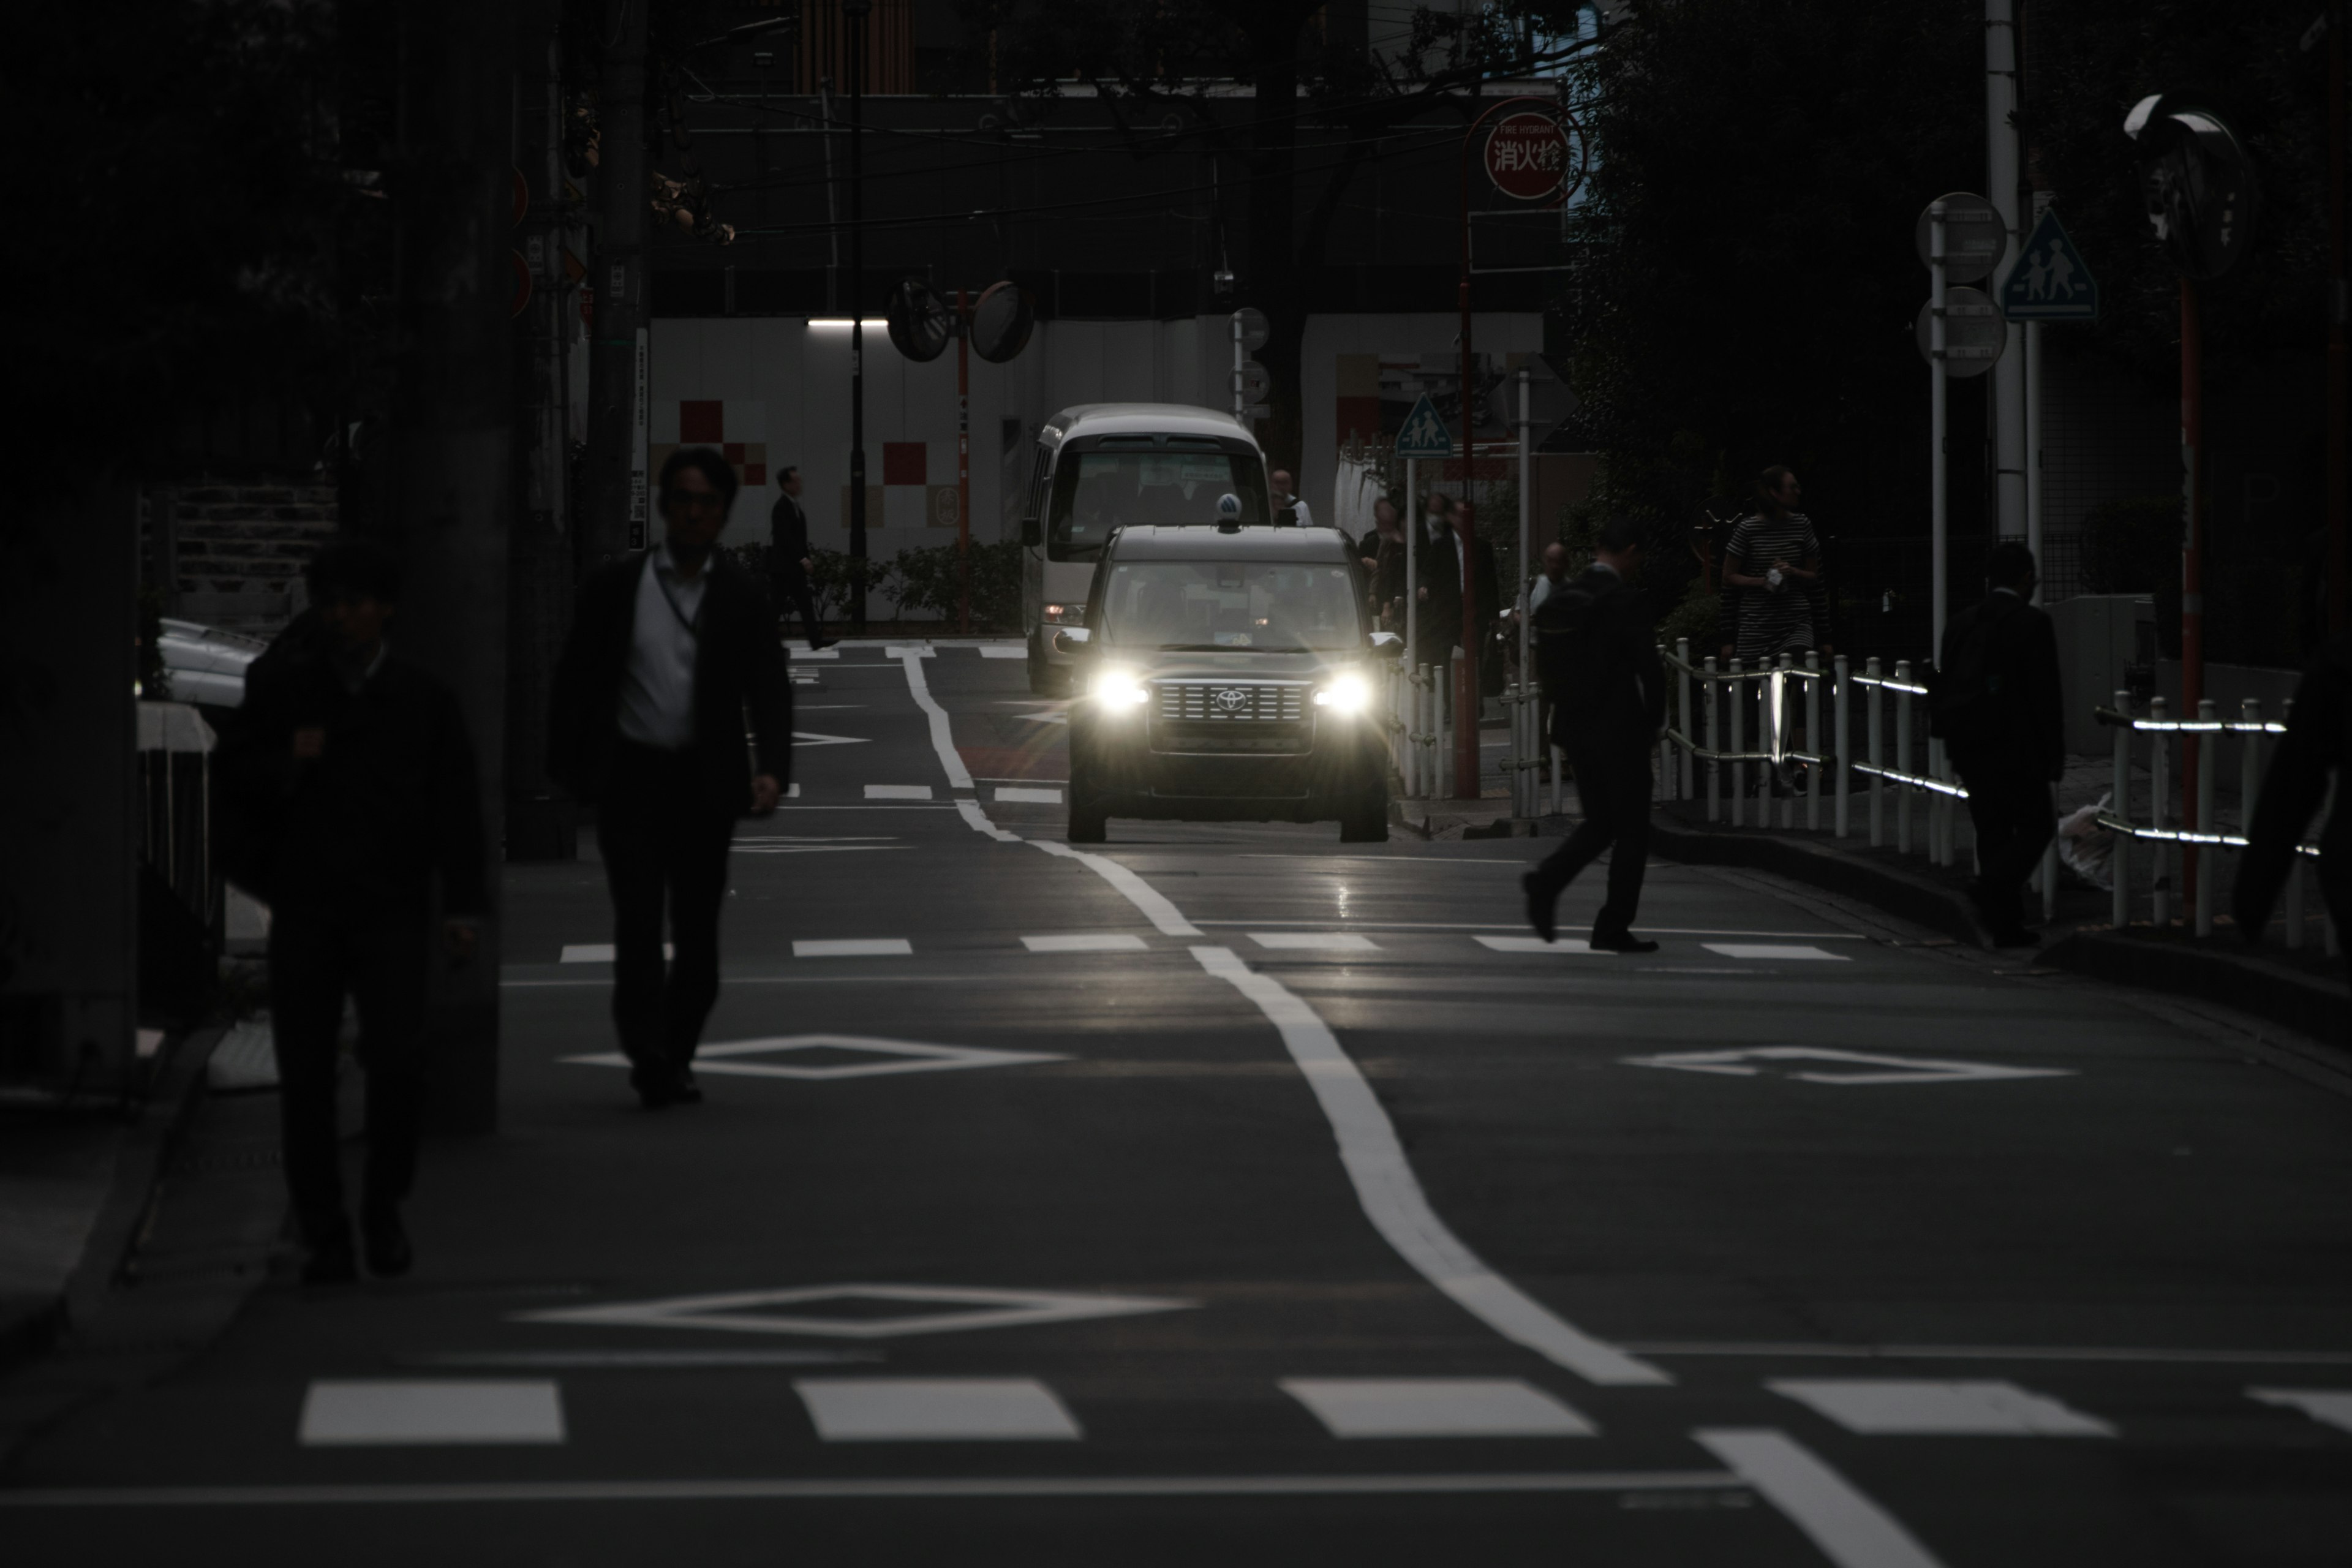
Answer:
[
  {"xmin": 1703, "ymin": 943, "xmax": 1850, "ymax": 962},
  {"xmin": 1280, "ymin": 1378, "xmax": 1596, "ymax": 1439},
  {"xmin": 995, "ymin": 786, "xmax": 1063, "ymax": 804},
  {"xmin": 2248, "ymin": 1388, "xmax": 2352, "ymax": 1433},
  {"xmin": 865, "ymin": 784, "xmax": 933, "ymax": 800},
  {"xmin": 298, "ymin": 1381, "xmax": 566, "ymax": 1447},
  {"xmin": 1476, "ymin": 935, "xmax": 1597, "ymax": 954},
  {"xmin": 1768, "ymin": 1379, "xmax": 2115, "ymax": 1436},
  {"xmin": 1248, "ymin": 932, "xmax": 1381, "ymax": 952},
  {"xmin": 1021, "ymin": 934, "xmax": 1149, "ymax": 953},
  {"xmin": 793, "ymin": 938, "xmax": 914, "ymax": 958},
  {"xmin": 794, "ymin": 1378, "xmax": 1082, "ymax": 1442}
]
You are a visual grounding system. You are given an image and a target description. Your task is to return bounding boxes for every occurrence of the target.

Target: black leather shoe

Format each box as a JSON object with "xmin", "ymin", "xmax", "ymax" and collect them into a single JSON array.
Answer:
[
  {"xmin": 809, "ymin": 635, "xmax": 839, "ymax": 650},
  {"xmin": 1521, "ymin": 872, "xmax": 1556, "ymax": 944},
  {"xmin": 303, "ymin": 1232, "xmax": 358, "ymax": 1286},
  {"xmin": 1590, "ymin": 933, "xmax": 1662, "ymax": 954},
  {"xmin": 361, "ymin": 1207, "xmax": 412, "ymax": 1279},
  {"xmin": 631, "ymin": 1067, "xmax": 678, "ymax": 1110},
  {"xmin": 673, "ymin": 1068, "xmax": 703, "ymax": 1104}
]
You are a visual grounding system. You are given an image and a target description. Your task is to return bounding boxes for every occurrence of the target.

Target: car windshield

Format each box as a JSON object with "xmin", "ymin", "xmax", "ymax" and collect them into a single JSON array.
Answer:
[
  {"xmin": 1096, "ymin": 560, "xmax": 1363, "ymax": 650},
  {"xmin": 1048, "ymin": 449, "xmax": 1268, "ymax": 562}
]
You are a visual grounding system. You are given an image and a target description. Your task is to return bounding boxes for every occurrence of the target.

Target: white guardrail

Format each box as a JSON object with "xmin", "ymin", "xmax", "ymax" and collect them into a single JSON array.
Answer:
[{"xmin": 1373, "ymin": 639, "xmax": 2331, "ymax": 951}]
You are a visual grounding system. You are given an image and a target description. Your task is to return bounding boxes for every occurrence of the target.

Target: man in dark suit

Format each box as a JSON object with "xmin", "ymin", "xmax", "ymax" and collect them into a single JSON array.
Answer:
[
  {"xmin": 1523, "ymin": 517, "xmax": 1665, "ymax": 952},
  {"xmin": 767, "ymin": 464, "xmax": 834, "ymax": 649},
  {"xmin": 551, "ymin": 448, "xmax": 794, "ymax": 1108},
  {"xmin": 2234, "ymin": 632, "xmax": 2351, "ymax": 1017},
  {"xmin": 217, "ymin": 538, "xmax": 486, "ymax": 1284},
  {"xmin": 1934, "ymin": 541, "xmax": 2065, "ymax": 946}
]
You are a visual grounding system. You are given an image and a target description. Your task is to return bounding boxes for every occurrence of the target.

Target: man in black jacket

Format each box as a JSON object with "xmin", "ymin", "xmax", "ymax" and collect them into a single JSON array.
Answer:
[
  {"xmin": 217, "ymin": 538, "xmax": 486, "ymax": 1284},
  {"xmin": 1524, "ymin": 517, "xmax": 1666, "ymax": 952},
  {"xmin": 551, "ymin": 448, "xmax": 794, "ymax": 1108},
  {"xmin": 2234, "ymin": 633, "xmax": 2351, "ymax": 1016},
  {"xmin": 767, "ymin": 464, "xmax": 834, "ymax": 649},
  {"xmin": 1934, "ymin": 541, "xmax": 2065, "ymax": 946}
]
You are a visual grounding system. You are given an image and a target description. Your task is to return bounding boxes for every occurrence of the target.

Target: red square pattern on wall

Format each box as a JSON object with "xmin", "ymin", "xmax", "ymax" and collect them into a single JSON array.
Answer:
[
  {"xmin": 679, "ymin": 400, "xmax": 725, "ymax": 443},
  {"xmin": 882, "ymin": 442, "xmax": 927, "ymax": 486},
  {"xmin": 722, "ymin": 442, "xmax": 766, "ymax": 487}
]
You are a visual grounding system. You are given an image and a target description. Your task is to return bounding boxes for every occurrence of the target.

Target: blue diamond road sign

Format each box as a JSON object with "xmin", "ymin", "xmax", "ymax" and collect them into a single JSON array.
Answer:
[
  {"xmin": 1394, "ymin": 393, "xmax": 1452, "ymax": 459},
  {"xmin": 2000, "ymin": 208, "xmax": 2099, "ymax": 323}
]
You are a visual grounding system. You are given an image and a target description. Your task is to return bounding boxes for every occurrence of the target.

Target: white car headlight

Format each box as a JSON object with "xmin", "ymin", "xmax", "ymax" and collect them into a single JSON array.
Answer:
[
  {"xmin": 1096, "ymin": 669, "xmax": 1150, "ymax": 709},
  {"xmin": 1314, "ymin": 674, "xmax": 1370, "ymax": 715}
]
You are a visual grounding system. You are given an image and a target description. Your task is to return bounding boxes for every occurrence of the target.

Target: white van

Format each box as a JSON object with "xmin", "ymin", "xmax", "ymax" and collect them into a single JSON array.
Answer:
[{"xmin": 1019, "ymin": 403, "xmax": 1272, "ymax": 694}]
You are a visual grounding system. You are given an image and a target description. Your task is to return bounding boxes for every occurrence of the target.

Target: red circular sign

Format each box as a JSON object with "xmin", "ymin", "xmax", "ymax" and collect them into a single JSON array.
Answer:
[{"xmin": 1484, "ymin": 111, "xmax": 1570, "ymax": 204}]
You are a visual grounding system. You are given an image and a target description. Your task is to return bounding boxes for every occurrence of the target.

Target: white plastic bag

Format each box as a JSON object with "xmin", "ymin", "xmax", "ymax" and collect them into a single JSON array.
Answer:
[{"xmin": 2056, "ymin": 792, "xmax": 2114, "ymax": 891}]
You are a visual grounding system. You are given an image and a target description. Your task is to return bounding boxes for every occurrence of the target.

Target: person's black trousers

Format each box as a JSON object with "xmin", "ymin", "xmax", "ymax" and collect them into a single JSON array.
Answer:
[
  {"xmin": 1532, "ymin": 737, "xmax": 1653, "ymax": 943},
  {"xmin": 773, "ymin": 570, "xmax": 823, "ymax": 642},
  {"xmin": 267, "ymin": 903, "xmax": 430, "ymax": 1249},
  {"xmin": 598, "ymin": 741, "xmax": 736, "ymax": 1084},
  {"xmin": 1955, "ymin": 758, "xmax": 2056, "ymax": 929}
]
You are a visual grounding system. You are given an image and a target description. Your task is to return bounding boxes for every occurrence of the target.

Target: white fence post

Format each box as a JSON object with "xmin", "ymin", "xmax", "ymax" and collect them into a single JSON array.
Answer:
[
  {"xmin": 1676, "ymin": 638, "xmax": 1694, "ymax": 801},
  {"xmin": 1730, "ymin": 657, "xmax": 1747, "ymax": 827},
  {"xmin": 1705, "ymin": 657, "xmax": 1721, "ymax": 823},
  {"xmin": 2111, "ymin": 688, "xmax": 2132, "ymax": 930},
  {"xmin": 1775, "ymin": 653, "xmax": 1794, "ymax": 831},
  {"xmin": 2149, "ymin": 696, "xmax": 2171, "ymax": 929},
  {"xmin": 1833, "ymin": 654, "xmax": 1850, "ymax": 839},
  {"xmin": 1804, "ymin": 650, "xmax": 1822, "ymax": 832},
  {"xmin": 2195, "ymin": 697, "xmax": 2217, "ymax": 937},
  {"xmin": 1866, "ymin": 657, "xmax": 1883, "ymax": 846},
  {"xmin": 1894, "ymin": 660, "xmax": 1914, "ymax": 856}
]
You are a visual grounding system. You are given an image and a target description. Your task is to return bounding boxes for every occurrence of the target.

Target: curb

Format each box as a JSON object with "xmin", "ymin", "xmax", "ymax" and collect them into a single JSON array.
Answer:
[
  {"xmin": 2040, "ymin": 929, "xmax": 2350, "ymax": 1052},
  {"xmin": 1646, "ymin": 815, "xmax": 1988, "ymax": 948}
]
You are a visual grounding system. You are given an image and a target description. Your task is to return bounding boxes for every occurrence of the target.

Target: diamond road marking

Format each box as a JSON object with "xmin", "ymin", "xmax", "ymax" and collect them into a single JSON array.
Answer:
[
  {"xmin": 1281, "ymin": 1379, "xmax": 1596, "ymax": 1439},
  {"xmin": 1021, "ymin": 934, "xmax": 1149, "ymax": 954},
  {"xmin": 559, "ymin": 943, "xmax": 671, "ymax": 963},
  {"xmin": 865, "ymin": 785, "xmax": 933, "ymax": 800},
  {"xmin": 794, "ymin": 938, "xmax": 914, "ymax": 957},
  {"xmin": 995, "ymin": 786, "xmax": 1063, "ymax": 804},
  {"xmin": 796, "ymin": 1379, "xmax": 1082, "ymax": 1442},
  {"xmin": 562, "ymin": 1033, "xmax": 1062, "ymax": 1082},
  {"xmin": 1702, "ymin": 943, "xmax": 1849, "ymax": 961},
  {"xmin": 2248, "ymin": 1389, "xmax": 2352, "ymax": 1434},
  {"xmin": 514, "ymin": 1283, "xmax": 1196, "ymax": 1340},
  {"xmin": 1621, "ymin": 1046, "xmax": 2073, "ymax": 1086},
  {"xmin": 1770, "ymin": 1379, "xmax": 2115, "ymax": 1436},
  {"xmin": 1476, "ymin": 936, "xmax": 1598, "ymax": 954},
  {"xmin": 299, "ymin": 1381, "xmax": 566, "ymax": 1447},
  {"xmin": 1249, "ymin": 932, "xmax": 1381, "ymax": 952}
]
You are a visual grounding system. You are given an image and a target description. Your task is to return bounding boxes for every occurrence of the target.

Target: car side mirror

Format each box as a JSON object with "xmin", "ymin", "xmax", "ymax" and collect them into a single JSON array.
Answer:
[
  {"xmin": 1052, "ymin": 627, "xmax": 1092, "ymax": 655},
  {"xmin": 1021, "ymin": 515, "xmax": 1042, "ymax": 548},
  {"xmin": 1369, "ymin": 631, "xmax": 1405, "ymax": 660}
]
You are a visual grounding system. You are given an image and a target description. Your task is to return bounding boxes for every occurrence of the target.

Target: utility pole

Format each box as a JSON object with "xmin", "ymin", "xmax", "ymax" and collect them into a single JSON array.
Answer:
[
  {"xmin": 1986, "ymin": 0, "xmax": 2026, "ymax": 540},
  {"xmin": 2331, "ymin": 0, "xmax": 2350, "ymax": 631},
  {"xmin": 393, "ymin": 0, "xmax": 515, "ymax": 1134},
  {"xmin": 583, "ymin": 0, "xmax": 647, "ymax": 567},
  {"xmin": 846, "ymin": 0, "xmax": 870, "ymax": 633}
]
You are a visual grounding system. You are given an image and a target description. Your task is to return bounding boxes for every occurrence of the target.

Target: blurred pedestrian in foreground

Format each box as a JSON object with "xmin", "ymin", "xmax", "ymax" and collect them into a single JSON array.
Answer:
[
  {"xmin": 219, "ymin": 538, "xmax": 484, "ymax": 1284},
  {"xmin": 2234, "ymin": 631, "xmax": 2351, "ymax": 1014},
  {"xmin": 767, "ymin": 464, "xmax": 835, "ymax": 650},
  {"xmin": 1523, "ymin": 517, "xmax": 1665, "ymax": 952},
  {"xmin": 1932, "ymin": 541, "xmax": 2064, "ymax": 947},
  {"xmin": 550, "ymin": 448, "xmax": 793, "ymax": 1109}
]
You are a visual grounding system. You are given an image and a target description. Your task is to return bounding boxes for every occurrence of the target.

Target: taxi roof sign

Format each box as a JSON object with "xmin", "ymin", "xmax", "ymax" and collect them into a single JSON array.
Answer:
[{"xmin": 2001, "ymin": 207, "xmax": 2100, "ymax": 322}]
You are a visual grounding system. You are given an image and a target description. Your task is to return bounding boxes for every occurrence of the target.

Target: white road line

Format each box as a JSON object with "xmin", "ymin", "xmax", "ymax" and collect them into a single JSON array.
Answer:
[
  {"xmin": 1190, "ymin": 945, "xmax": 1667, "ymax": 1388},
  {"xmin": 1626, "ymin": 1342, "xmax": 2352, "ymax": 1365},
  {"xmin": 410, "ymin": 1351, "xmax": 876, "ymax": 1370},
  {"xmin": 793, "ymin": 939, "xmax": 914, "ymax": 958},
  {"xmin": 1694, "ymin": 1428, "xmax": 1945, "ymax": 1568},
  {"xmin": 1195, "ymin": 920, "xmax": 1869, "ymax": 938},
  {"xmin": 1768, "ymin": 1379, "xmax": 2116, "ymax": 1437},
  {"xmin": 976, "ymin": 645, "xmax": 1027, "ymax": 658},
  {"xmin": 865, "ymin": 784, "xmax": 933, "ymax": 800},
  {"xmin": 1281, "ymin": 1378, "xmax": 1596, "ymax": 1439},
  {"xmin": 1476, "ymin": 935, "xmax": 1597, "ymax": 954},
  {"xmin": 0, "ymin": 1469, "xmax": 1747, "ymax": 1507},
  {"xmin": 995, "ymin": 786, "xmax": 1063, "ymax": 804},
  {"xmin": 957, "ymin": 800, "xmax": 1022, "ymax": 842},
  {"xmin": 1022, "ymin": 934, "xmax": 1150, "ymax": 953},
  {"xmin": 1033, "ymin": 842, "xmax": 1202, "ymax": 937},
  {"xmin": 1248, "ymin": 932, "xmax": 1381, "ymax": 952},
  {"xmin": 796, "ymin": 1378, "xmax": 1082, "ymax": 1442},
  {"xmin": 2248, "ymin": 1388, "xmax": 2352, "ymax": 1433},
  {"xmin": 1702, "ymin": 943, "xmax": 1851, "ymax": 962},
  {"xmin": 559, "ymin": 944, "xmax": 672, "ymax": 963},
  {"xmin": 897, "ymin": 648, "xmax": 974, "ymax": 788},
  {"xmin": 298, "ymin": 1382, "xmax": 566, "ymax": 1447}
]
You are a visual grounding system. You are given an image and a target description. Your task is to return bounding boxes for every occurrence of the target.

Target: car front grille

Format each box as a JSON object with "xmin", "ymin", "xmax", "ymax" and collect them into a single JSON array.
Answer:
[{"xmin": 1150, "ymin": 681, "xmax": 1311, "ymax": 755}]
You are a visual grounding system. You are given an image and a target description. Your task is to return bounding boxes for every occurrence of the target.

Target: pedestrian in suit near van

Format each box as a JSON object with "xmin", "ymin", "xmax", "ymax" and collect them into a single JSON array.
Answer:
[
  {"xmin": 1523, "ymin": 517, "xmax": 1665, "ymax": 952},
  {"xmin": 550, "ymin": 448, "xmax": 794, "ymax": 1109},
  {"xmin": 767, "ymin": 465, "xmax": 835, "ymax": 650}
]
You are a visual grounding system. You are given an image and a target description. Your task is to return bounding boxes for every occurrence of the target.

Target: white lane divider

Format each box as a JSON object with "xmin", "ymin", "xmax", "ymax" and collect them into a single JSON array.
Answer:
[
  {"xmin": 1033, "ymin": 842, "xmax": 1202, "ymax": 937},
  {"xmin": 865, "ymin": 784, "xmax": 933, "ymax": 800},
  {"xmin": 1021, "ymin": 933, "xmax": 1149, "ymax": 953},
  {"xmin": 1190, "ymin": 944, "xmax": 1668, "ymax": 1388},
  {"xmin": 1281, "ymin": 1378, "xmax": 1595, "ymax": 1439},
  {"xmin": 796, "ymin": 1378, "xmax": 1081, "ymax": 1442},
  {"xmin": 1476, "ymin": 935, "xmax": 1597, "ymax": 954},
  {"xmin": 1248, "ymin": 932, "xmax": 1380, "ymax": 952},
  {"xmin": 1694, "ymin": 1428, "xmax": 1946, "ymax": 1568},
  {"xmin": 1702, "ymin": 943, "xmax": 1850, "ymax": 962},
  {"xmin": 957, "ymin": 799, "xmax": 1022, "ymax": 842},
  {"xmin": 560, "ymin": 943, "xmax": 672, "ymax": 963},
  {"xmin": 2249, "ymin": 1388, "xmax": 2352, "ymax": 1433},
  {"xmin": 1767, "ymin": 1379, "xmax": 2115, "ymax": 1437},
  {"xmin": 976, "ymin": 644, "xmax": 1028, "ymax": 658},
  {"xmin": 298, "ymin": 1381, "xmax": 566, "ymax": 1447},
  {"xmin": 898, "ymin": 648, "xmax": 974, "ymax": 790},
  {"xmin": 793, "ymin": 939, "xmax": 914, "ymax": 958},
  {"xmin": 994, "ymin": 786, "xmax": 1063, "ymax": 804}
]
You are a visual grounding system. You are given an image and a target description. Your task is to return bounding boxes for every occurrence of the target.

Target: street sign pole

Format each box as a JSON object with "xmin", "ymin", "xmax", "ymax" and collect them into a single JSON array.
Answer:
[
  {"xmin": 1404, "ymin": 457, "xmax": 1417, "ymax": 673},
  {"xmin": 1931, "ymin": 202, "xmax": 1949, "ymax": 658},
  {"xmin": 1518, "ymin": 368, "xmax": 1532, "ymax": 819},
  {"xmin": 957, "ymin": 285, "xmax": 970, "ymax": 635}
]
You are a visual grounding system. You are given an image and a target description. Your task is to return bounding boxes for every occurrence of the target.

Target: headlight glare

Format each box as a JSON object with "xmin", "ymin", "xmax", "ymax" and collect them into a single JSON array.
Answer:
[
  {"xmin": 1096, "ymin": 669, "xmax": 1150, "ymax": 708},
  {"xmin": 1314, "ymin": 674, "xmax": 1370, "ymax": 715}
]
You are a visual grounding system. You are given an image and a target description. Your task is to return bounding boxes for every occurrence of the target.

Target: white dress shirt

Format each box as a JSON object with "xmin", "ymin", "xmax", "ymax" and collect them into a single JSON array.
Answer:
[{"xmin": 617, "ymin": 546, "xmax": 707, "ymax": 751}]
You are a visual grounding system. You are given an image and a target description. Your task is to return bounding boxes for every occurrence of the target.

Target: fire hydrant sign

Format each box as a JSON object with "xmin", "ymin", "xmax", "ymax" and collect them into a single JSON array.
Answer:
[{"xmin": 1483, "ymin": 111, "xmax": 1569, "ymax": 205}]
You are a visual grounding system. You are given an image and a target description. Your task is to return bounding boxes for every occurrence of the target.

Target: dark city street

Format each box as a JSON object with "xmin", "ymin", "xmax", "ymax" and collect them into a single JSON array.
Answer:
[{"xmin": 5, "ymin": 2, "xmax": 2351, "ymax": 1564}]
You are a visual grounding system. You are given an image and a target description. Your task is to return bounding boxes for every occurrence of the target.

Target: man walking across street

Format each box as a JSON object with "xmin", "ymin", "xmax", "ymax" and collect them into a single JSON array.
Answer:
[
  {"xmin": 1523, "ymin": 517, "xmax": 1665, "ymax": 952},
  {"xmin": 1933, "ymin": 541, "xmax": 2064, "ymax": 946},
  {"xmin": 217, "ymin": 539, "xmax": 486, "ymax": 1284},
  {"xmin": 551, "ymin": 448, "xmax": 794, "ymax": 1109},
  {"xmin": 2234, "ymin": 631, "xmax": 2351, "ymax": 1022},
  {"xmin": 767, "ymin": 464, "xmax": 834, "ymax": 650}
]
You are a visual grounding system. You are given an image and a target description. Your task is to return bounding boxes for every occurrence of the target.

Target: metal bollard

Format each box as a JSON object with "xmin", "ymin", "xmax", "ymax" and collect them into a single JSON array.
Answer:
[
  {"xmin": 1866, "ymin": 657, "xmax": 1883, "ymax": 847},
  {"xmin": 1676, "ymin": 638, "xmax": 1695, "ymax": 800},
  {"xmin": 2195, "ymin": 698, "xmax": 2217, "ymax": 937},
  {"xmin": 2239, "ymin": 698, "xmax": 2263, "ymax": 938},
  {"xmin": 1805, "ymin": 651, "xmax": 1822, "ymax": 832},
  {"xmin": 1833, "ymin": 654, "xmax": 1850, "ymax": 839},
  {"xmin": 2111, "ymin": 688, "xmax": 2132, "ymax": 930},
  {"xmin": 2150, "ymin": 696, "xmax": 2170, "ymax": 928},
  {"xmin": 1705, "ymin": 657, "xmax": 1721, "ymax": 823},
  {"xmin": 1730, "ymin": 658, "xmax": 1747, "ymax": 828},
  {"xmin": 1776, "ymin": 653, "xmax": 1795, "ymax": 832},
  {"xmin": 1894, "ymin": 660, "xmax": 1913, "ymax": 855}
]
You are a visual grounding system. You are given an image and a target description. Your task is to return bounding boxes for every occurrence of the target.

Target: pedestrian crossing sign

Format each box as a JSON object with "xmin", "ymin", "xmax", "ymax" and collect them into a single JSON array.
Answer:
[
  {"xmin": 2000, "ymin": 208, "xmax": 2099, "ymax": 322},
  {"xmin": 1394, "ymin": 394, "xmax": 1453, "ymax": 459}
]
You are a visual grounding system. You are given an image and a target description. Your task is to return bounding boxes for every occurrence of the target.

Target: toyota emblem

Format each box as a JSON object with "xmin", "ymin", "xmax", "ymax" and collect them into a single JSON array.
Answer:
[{"xmin": 1211, "ymin": 687, "xmax": 1250, "ymax": 714}]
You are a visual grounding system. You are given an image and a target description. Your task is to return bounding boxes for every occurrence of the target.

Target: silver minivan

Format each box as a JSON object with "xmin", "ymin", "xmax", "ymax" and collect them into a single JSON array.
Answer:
[{"xmin": 1019, "ymin": 403, "xmax": 1272, "ymax": 694}]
